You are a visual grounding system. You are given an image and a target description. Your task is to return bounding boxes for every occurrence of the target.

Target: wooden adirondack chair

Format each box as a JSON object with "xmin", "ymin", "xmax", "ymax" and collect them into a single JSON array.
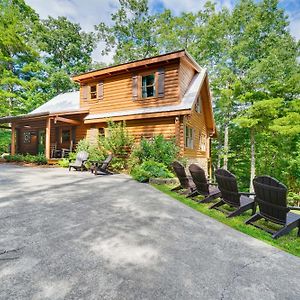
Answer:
[
  {"xmin": 210, "ymin": 169, "xmax": 256, "ymax": 217},
  {"xmin": 69, "ymin": 151, "xmax": 89, "ymax": 171},
  {"xmin": 245, "ymin": 176, "xmax": 300, "ymax": 239},
  {"xmin": 93, "ymin": 154, "xmax": 113, "ymax": 175},
  {"xmin": 188, "ymin": 164, "xmax": 221, "ymax": 203},
  {"xmin": 171, "ymin": 161, "xmax": 196, "ymax": 196}
]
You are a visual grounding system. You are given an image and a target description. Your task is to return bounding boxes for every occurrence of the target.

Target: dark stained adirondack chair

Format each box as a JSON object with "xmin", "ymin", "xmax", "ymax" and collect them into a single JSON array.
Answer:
[
  {"xmin": 245, "ymin": 176, "xmax": 300, "ymax": 239},
  {"xmin": 210, "ymin": 169, "xmax": 256, "ymax": 217},
  {"xmin": 69, "ymin": 151, "xmax": 89, "ymax": 171},
  {"xmin": 94, "ymin": 154, "xmax": 113, "ymax": 175},
  {"xmin": 171, "ymin": 161, "xmax": 196, "ymax": 196},
  {"xmin": 188, "ymin": 164, "xmax": 221, "ymax": 203}
]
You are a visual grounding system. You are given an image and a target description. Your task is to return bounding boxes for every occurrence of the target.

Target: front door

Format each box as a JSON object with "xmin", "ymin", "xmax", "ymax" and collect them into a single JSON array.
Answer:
[{"xmin": 38, "ymin": 130, "xmax": 46, "ymax": 154}]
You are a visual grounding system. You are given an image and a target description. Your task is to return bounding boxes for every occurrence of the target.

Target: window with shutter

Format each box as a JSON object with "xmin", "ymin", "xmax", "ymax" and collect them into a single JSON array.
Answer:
[
  {"xmin": 90, "ymin": 85, "xmax": 97, "ymax": 99},
  {"xmin": 141, "ymin": 73, "xmax": 156, "ymax": 98}
]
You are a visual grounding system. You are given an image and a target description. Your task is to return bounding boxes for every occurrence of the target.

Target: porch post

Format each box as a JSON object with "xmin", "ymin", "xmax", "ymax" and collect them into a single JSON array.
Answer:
[
  {"xmin": 45, "ymin": 117, "xmax": 51, "ymax": 159},
  {"xmin": 11, "ymin": 122, "xmax": 15, "ymax": 155}
]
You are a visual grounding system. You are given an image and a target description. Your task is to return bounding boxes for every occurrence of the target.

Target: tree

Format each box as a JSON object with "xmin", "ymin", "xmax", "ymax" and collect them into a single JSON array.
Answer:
[
  {"xmin": 38, "ymin": 16, "xmax": 96, "ymax": 75},
  {"xmin": 96, "ymin": 0, "xmax": 159, "ymax": 64},
  {"xmin": 0, "ymin": 0, "xmax": 42, "ymax": 116}
]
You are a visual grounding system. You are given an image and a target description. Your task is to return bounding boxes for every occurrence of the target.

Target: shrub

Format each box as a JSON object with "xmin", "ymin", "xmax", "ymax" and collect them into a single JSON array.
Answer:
[
  {"xmin": 4, "ymin": 153, "xmax": 47, "ymax": 165},
  {"xmin": 0, "ymin": 129, "xmax": 11, "ymax": 154},
  {"xmin": 99, "ymin": 120, "xmax": 134, "ymax": 155},
  {"xmin": 131, "ymin": 134, "xmax": 179, "ymax": 167},
  {"xmin": 131, "ymin": 160, "xmax": 174, "ymax": 182},
  {"xmin": 58, "ymin": 158, "xmax": 70, "ymax": 168},
  {"xmin": 99, "ymin": 120, "xmax": 134, "ymax": 172}
]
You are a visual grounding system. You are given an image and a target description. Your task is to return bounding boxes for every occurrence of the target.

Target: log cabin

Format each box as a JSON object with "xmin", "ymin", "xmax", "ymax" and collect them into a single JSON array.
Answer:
[{"xmin": 0, "ymin": 50, "xmax": 216, "ymax": 173}]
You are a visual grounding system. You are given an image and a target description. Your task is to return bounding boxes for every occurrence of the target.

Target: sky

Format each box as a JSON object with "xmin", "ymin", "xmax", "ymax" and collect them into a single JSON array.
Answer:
[{"xmin": 25, "ymin": 0, "xmax": 300, "ymax": 63}]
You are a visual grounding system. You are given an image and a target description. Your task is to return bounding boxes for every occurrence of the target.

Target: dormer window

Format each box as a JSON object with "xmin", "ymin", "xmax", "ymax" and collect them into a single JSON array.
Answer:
[
  {"xmin": 142, "ymin": 73, "xmax": 156, "ymax": 98},
  {"xmin": 90, "ymin": 85, "xmax": 97, "ymax": 99}
]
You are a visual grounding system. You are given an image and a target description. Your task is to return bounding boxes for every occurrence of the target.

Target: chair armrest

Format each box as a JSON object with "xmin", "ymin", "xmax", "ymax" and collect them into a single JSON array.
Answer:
[
  {"xmin": 288, "ymin": 206, "xmax": 300, "ymax": 211},
  {"xmin": 239, "ymin": 192, "xmax": 255, "ymax": 196}
]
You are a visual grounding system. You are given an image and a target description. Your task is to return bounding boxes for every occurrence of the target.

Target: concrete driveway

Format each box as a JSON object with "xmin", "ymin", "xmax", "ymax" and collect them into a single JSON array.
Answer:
[{"xmin": 0, "ymin": 164, "xmax": 299, "ymax": 300}]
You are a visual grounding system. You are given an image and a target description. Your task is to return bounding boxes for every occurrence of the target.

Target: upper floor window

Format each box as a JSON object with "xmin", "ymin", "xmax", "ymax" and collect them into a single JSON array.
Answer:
[
  {"xmin": 142, "ymin": 74, "xmax": 156, "ymax": 98},
  {"xmin": 185, "ymin": 126, "xmax": 194, "ymax": 149},
  {"xmin": 90, "ymin": 85, "xmax": 97, "ymax": 99},
  {"xmin": 195, "ymin": 95, "xmax": 202, "ymax": 113}
]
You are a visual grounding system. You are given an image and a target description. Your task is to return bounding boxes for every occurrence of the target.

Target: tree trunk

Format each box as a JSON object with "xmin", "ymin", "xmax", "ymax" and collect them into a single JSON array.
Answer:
[
  {"xmin": 223, "ymin": 124, "xmax": 229, "ymax": 170},
  {"xmin": 250, "ymin": 127, "xmax": 256, "ymax": 192}
]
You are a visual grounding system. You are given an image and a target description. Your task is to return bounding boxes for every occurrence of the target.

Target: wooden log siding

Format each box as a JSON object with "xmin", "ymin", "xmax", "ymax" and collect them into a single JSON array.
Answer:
[
  {"xmin": 126, "ymin": 117, "xmax": 176, "ymax": 144},
  {"xmin": 79, "ymin": 62, "xmax": 180, "ymax": 115}
]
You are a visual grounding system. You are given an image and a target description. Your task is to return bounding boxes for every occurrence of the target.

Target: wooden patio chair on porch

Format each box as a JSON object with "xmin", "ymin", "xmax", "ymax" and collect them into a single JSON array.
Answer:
[
  {"xmin": 171, "ymin": 161, "xmax": 196, "ymax": 196},
  {"xmin": 69, "ymin": 151, "xmax": 89, "ymax": 171},
  {"xmin": 245, "ymin": 176, "xmax": 300, "ymax": 239},
  {"xmin": 210, "ymin": 169, "xmax": 256, "ymax": 217},
  {"xmin": 188, "ymin": 164, "xmax": 221, "ymax": 203}
]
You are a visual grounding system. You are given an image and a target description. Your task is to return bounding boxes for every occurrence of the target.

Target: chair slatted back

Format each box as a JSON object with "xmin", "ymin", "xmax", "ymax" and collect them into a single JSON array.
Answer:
[
  {"xmin": 172, "ymin": 161, "xmax": 190, "ymax": 189},
  {"xmin": 215, "ymin": 169, "xmax": 240, "ymax": 207},
  {"xmin": 189, "ymin": 164, "xmax": 209, "ymax": 195},
  {"xmin": 253, "ymin": 176, "xmax": 288, "ymax": 225},
  {"xmin": 75, "ymin": 151, "xmax": 89, "ymax": 165},
  {"xmin": 101, "ymin": 154, "xmax": 113, "ymax": 170}
]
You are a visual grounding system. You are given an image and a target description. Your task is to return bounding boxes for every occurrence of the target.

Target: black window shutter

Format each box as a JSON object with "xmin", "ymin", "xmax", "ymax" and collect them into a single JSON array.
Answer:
[
  {"xmin": 157, "ymin": 67, "xmax": 165, "ymax": 98},
  {"xmin": 97, "ymin": 81, "xmax": 104, "ymax": 100},
  {"xmin": 132, "ymin": 74, "xmax": 138, "ymax": 101}
]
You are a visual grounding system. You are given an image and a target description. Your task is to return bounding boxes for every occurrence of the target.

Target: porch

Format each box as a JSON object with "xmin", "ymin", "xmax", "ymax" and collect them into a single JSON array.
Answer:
[{"xmin": 9, "ymin": 111, "xmax": 87, "ymax": 160}]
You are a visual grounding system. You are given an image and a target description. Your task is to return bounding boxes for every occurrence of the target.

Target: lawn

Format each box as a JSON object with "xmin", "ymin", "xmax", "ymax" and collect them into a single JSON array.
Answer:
[{"xmin": 153, "ymin": 184, "xmax": 300, "ymax": 257}]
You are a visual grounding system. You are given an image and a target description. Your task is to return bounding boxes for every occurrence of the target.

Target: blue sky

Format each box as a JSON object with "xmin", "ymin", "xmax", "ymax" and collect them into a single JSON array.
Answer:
[{"xmin": 25, "ymin": 0, "xmax": 300, "ymax": 63}]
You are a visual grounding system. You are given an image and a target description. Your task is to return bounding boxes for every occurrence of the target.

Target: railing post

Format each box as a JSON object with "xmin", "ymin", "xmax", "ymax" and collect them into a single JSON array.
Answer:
[{"xmin": 45, "ymin": 117, "xmax": 51, "ymax": 159}]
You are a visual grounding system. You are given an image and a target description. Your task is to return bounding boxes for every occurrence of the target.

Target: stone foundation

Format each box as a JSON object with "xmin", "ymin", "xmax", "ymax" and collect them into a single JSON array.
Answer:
[{"xmin": 185, "ymin": 157, "xmax": 208, "ymax": 176}]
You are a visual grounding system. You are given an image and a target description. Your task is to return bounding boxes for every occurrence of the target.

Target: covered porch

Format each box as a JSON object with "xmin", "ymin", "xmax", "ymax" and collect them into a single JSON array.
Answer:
[{"xmin": 3, "ymin": 111, "xmax": 87, "ymax": 162}]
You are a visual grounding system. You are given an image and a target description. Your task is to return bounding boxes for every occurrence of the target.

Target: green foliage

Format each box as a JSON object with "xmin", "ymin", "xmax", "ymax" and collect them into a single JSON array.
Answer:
[
  {"xmin": 99, "ymin": 121, "xmax": 134, "ymax": 171},
  {"xmin": 99, "ymin": 121, "xmax": 134, "ymax": 156},
  {"xmin": 96, "ymin": 0, "xmax": 158, "ymax": 64},
  {"xmin": 58, "ymin": 158, "xmax": 70, "ymax": 168},
  {"xmin": 75, "ymin": 139, "xmax": 105, "ymax": 162},
  {"xmin": 4, "ymin": 153, "xmax": 47, "ymax": 164},
  {"xmin": 131, "ymin": 134, "xmax": 179, "ymax": 167},
  {"xmin": 0, "ymin": 129, "xmax": 11, "ymax": 153},
  {"xmin": 131, "ymin": 160, "xmax": 174, "ymax": 182}
]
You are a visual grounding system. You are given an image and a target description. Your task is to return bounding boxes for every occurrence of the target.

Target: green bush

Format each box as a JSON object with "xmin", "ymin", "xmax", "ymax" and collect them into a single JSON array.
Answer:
[
  {"xmin": 99, "ymin": 120, "xmax": 134, "ymax": 157},
  {"xmin": 0, "ymin": 129, "xmax": 11, "ymax": 154},
  {"xmin": 131, "ymin": 160, "xmax": 174, "ymax": 182},
  {"xmin": 131, "ymin": 134, "xmax": 179, "ymax": 167},
  {"xmin": 58, "ymin": 158, "xmax": 70, "ymax": 168},
  {"xmin": 4, "ymin": 153, "xmax": 47, "ymax": 165}
]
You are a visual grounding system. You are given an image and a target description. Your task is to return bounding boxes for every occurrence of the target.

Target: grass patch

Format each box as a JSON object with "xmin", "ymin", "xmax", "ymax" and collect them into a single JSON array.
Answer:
[{"xmin": 153, "ymin": 184, "xmax": 300, "ymax": 257}]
